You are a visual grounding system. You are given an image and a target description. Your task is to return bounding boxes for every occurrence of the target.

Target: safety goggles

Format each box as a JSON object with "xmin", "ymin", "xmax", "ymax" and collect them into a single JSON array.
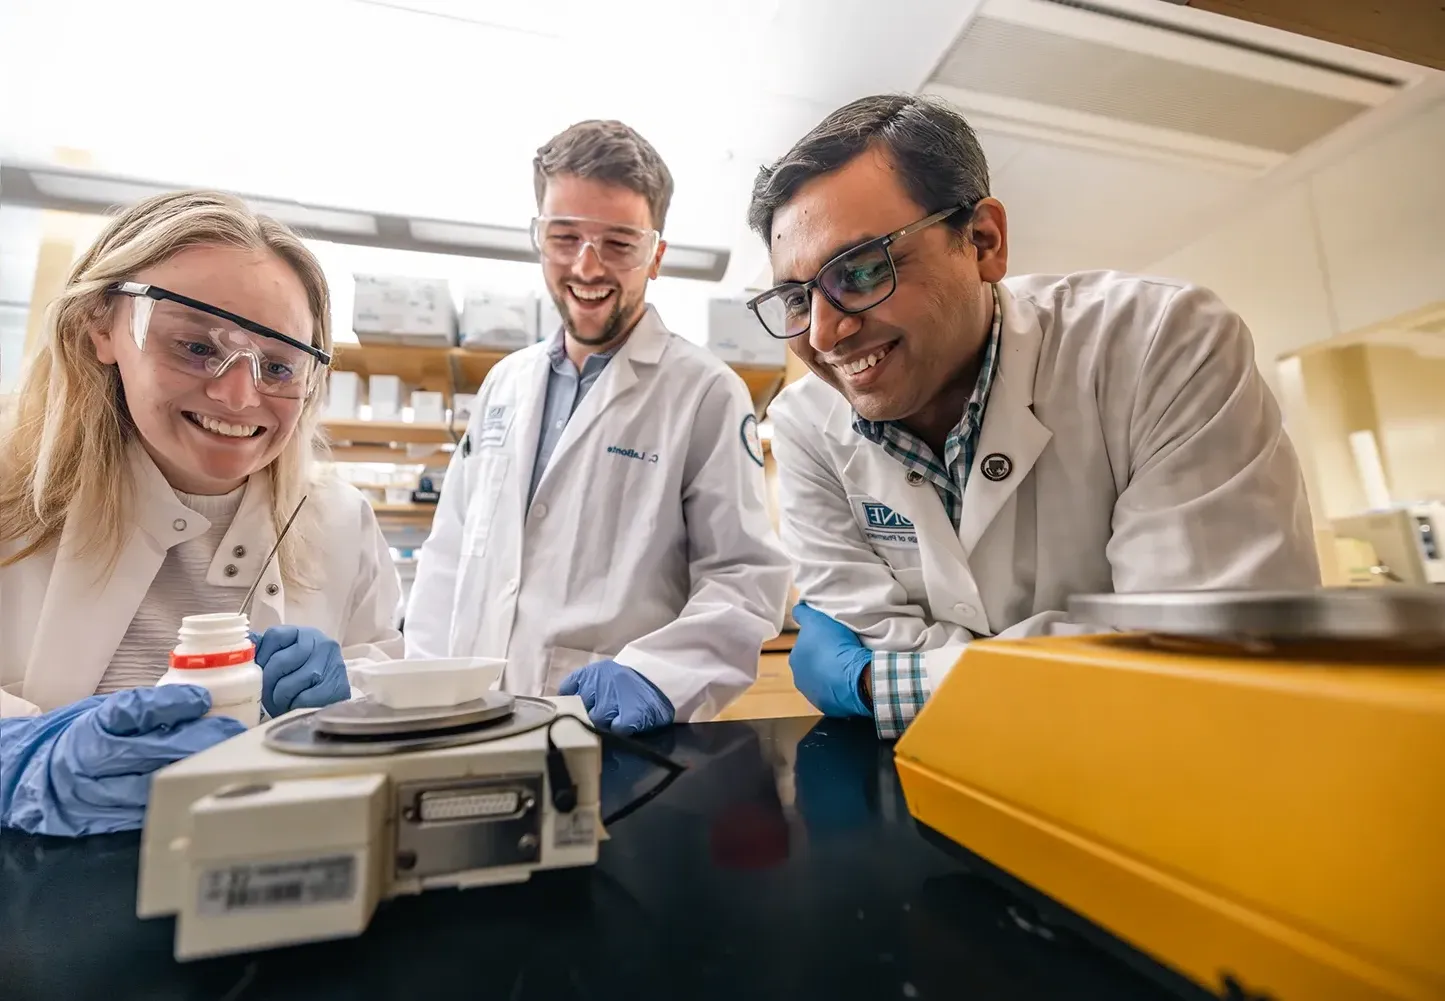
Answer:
[
  {"xmin": 530, "ymin": 215, "xmax": 660, "ymax": 272},
  {"xmin": 746, "ymin": 205, "xmax": 971, "ymax": 340},
  {"xmin": 107, "ymin": 282, "xmax": 331, "ymax": 399}
]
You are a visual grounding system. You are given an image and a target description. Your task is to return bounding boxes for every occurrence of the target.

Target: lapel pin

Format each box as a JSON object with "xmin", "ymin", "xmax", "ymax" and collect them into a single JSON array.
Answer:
[{"xmin": 981, "ymin": 453, "xmax": 1012, "ymax": 482}]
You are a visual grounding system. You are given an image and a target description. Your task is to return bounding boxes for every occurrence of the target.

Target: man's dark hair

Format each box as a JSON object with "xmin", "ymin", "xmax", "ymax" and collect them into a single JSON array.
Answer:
[
  {"xmin": 747, "ymin": 94, "xmax": 990, "ymax": 244},
  {"xmin": 533, "ymin": 120, "xmax": 675, "ymax": 233}
]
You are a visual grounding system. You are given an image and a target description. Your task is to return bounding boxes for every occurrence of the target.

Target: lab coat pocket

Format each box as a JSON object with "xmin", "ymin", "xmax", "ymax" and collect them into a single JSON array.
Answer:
[
  {"xmin": 461, "ymin": 454, "xmax": 511, "ymax": 558},
  {"xmin": 546, "ymin": 646, "xmax": 603, "ymax": 697}
]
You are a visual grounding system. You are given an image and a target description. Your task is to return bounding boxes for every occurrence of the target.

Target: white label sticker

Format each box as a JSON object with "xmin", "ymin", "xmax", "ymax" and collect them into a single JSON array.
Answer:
[
  {"xmin": 197, "ymin": 855, "xmax": 357, "ymax": 916},
  {"xmin": 554, "ymin": 808, "xmax": 597, "ymax": 849}
]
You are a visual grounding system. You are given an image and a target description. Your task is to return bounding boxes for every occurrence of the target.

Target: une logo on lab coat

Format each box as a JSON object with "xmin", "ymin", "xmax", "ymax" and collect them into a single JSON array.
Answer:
[
  {"xmin": 608, "ymin": 445, "xmax": 660, "ymax": 464},
  {"xmin": 859, "ymin": 501, "xmax": 918, "ymax": 546}
]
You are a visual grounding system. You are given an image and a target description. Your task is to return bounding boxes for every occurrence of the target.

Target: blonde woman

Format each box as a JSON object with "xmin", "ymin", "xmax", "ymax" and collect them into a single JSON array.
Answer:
[{"xmin": 0, "ymin": 191, "xmax": 402, "ymax": 836}]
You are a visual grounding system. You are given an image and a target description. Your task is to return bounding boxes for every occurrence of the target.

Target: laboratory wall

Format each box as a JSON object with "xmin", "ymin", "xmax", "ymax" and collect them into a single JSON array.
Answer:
[{"xmin": 1145, "ymin": 97, "xmax": 1445, "ymax": 390}]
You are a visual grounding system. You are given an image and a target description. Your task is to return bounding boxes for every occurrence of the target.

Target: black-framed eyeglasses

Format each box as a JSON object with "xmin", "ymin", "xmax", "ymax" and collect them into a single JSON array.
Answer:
[
  {"xmin": 107, "ymin": 282, "xmax": 332, "ymax": 400},
  {"xmin": 746, "ymin": 204, "xmax": 971, "ymax": 340}
]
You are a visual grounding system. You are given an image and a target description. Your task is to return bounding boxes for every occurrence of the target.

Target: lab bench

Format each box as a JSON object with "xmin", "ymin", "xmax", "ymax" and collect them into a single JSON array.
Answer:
[{"xmin": 1, "ymin": 717, "xmax": 1187, "ymax": 1001}]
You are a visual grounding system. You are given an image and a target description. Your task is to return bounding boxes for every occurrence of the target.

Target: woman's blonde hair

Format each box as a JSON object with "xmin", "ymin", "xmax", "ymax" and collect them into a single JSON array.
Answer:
[{"xmin": 0, "ymin": 190, "xmax": 333, "ymax": 586}]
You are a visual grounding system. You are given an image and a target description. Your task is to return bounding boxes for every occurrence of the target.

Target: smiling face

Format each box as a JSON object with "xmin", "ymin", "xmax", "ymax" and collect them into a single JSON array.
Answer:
[
  {"xmin": 768, "ymin": 147, "xmax": 1006, "ymax": 430},
  {"xmin": 89, "ymin": 244, "xmax": 313, "ymax": 495},
  {"xmin": 539, "ymin": 173, "xmax": 664, "ymax": 352}
]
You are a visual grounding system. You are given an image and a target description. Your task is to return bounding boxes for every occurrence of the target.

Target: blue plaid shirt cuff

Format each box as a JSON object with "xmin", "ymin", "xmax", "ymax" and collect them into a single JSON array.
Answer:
[{"xmin": 870, "ymin": 652, "xmax": 931, "ymax": 739}]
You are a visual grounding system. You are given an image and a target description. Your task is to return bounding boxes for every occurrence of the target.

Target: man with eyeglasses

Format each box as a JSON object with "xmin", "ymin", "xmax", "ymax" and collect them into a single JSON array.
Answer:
[
  {"xmin": 751, "ymin": 95, "xmax": 1320, "ymax": 739},
  {"xmin": 407, "ymin": 120, "xmax": 790, "ymax": 734}
]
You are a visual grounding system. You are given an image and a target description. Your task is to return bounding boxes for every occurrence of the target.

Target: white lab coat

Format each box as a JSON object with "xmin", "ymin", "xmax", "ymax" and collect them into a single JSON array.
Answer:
[
  {"xmin": 405, "ymin": 306, "xmax": 791, "ymax": 721},
  {"xmin": 0, "ymin": 446, "xmax": 404, "ymax": 717},
  {"xmin": 769, "ymin": 272, "xmax": 1320, "ymax": 691}
]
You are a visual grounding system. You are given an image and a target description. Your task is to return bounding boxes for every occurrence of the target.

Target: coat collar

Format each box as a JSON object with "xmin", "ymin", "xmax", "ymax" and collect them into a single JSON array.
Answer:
[{"xmin": 20, "ymin": 444, "xmax": 287, "ymax": 711}]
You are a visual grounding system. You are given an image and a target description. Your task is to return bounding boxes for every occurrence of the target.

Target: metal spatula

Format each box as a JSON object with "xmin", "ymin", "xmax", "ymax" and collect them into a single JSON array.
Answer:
[{"xmin": 239, "ymin": 495, "xmax": 308, "ymax": 618}]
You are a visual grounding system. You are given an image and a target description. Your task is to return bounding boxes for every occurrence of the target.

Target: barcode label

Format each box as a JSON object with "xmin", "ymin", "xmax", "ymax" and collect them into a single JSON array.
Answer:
[
  {"xmin": 197, "ymin": 855, "xmax": 357, "ymax": 916},
  {"xmin": 553, "ymin": 807, "xmax": 596, "ymax": 848}
]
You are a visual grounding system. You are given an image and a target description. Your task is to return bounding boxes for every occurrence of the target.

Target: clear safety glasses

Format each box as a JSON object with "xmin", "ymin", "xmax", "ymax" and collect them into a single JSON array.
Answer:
[
  {"xmin": 107, "ymin": 283, "xmax": 332, "ymax": 399},
  {"xmin": 746, "ymin": 204, "xmax": 971, "ymax": 340},
  {"xmin": 530, "ymin": 215, "xmax": 660, "ymax": 272}
]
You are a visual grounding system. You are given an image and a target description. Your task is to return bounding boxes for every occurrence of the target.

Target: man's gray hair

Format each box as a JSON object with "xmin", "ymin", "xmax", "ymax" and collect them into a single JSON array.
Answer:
[
  {"xmin": 534, "ymin": 119, "xmax": 675, "ymax": 233},
  {"xmin": 747, "ymin": 94, "xmax": 991, "ymax": 244}
]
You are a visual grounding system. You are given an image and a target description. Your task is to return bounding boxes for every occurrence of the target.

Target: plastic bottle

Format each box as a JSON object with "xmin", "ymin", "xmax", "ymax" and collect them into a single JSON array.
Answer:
[{"xmin": 155, "ymin": 612, "xmax": 263, "ymax": 728}]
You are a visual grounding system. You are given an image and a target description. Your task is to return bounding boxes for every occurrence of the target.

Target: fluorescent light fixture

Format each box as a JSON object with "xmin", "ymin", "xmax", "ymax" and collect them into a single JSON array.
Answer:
[
  {"xmin": 409, "ymin": 219, "xmax": 534, "ymax": 252},
  {"xmin": 660, "ymin": 245, "xmax": 723, "ymax": 272},
  {"xmin": 248, "ymin": 199, "xmax": 378, "ymax": 236},
  {"xmin": 29, "ymin": 172, "xmax": 168, "ymax": 207},
  {"xmin": 0, "ymin": 161, "xmax": 730, "ymax": 281}
]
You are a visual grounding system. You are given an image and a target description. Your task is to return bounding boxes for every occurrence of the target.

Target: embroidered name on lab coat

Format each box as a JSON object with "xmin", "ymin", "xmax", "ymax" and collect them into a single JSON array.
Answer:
[
  {"xmin": 858, "ymin": 501, "xmax": 918, "ymax": 546},
  {"xmin": 607, "ymin": 445, "xmax": 660, "ymax": 464}
]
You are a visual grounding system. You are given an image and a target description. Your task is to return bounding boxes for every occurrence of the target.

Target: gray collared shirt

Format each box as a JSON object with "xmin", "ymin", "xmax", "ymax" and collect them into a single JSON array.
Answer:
[{"xmin": 527, "ymin": 331, "xmax": 617, "ymax": 506}]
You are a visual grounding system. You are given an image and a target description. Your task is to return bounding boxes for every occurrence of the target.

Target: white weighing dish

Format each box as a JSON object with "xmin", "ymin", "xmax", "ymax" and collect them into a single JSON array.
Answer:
[
  {"xmin": 138, "ymin": 694, "xmax": 601, "ymax": 961},
  {"xmin": 348, "ymin": 657, "xmax": 504, "ymax": 709}
]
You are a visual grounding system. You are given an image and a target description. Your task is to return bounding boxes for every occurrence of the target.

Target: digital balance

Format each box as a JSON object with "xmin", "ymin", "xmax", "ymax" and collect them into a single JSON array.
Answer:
[
  {"xmin": 895, "ymin": 588, "xmax": 1445, "ymax": 1001},
  {"xmin": 138, "ymin": 664, "xmax": 603, "ymax": 961}
]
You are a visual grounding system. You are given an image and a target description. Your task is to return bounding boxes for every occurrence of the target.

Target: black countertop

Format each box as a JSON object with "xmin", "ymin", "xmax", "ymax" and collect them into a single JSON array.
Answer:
[{"xmin": 1, "ymin": 716, "xmax": 1182, "ymax": 1001}]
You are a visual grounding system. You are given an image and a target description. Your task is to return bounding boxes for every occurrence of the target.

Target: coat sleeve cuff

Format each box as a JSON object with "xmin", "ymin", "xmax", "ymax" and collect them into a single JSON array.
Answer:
[{"xmin": 870, "ymin": 651, "xmax": 931, "ymax": 740}]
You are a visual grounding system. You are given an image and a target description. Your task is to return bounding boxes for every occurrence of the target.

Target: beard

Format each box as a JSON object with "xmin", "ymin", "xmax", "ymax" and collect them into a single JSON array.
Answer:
[{"xmin": 553, "ymin": 284, "xmax": 641, "ymax": 347}]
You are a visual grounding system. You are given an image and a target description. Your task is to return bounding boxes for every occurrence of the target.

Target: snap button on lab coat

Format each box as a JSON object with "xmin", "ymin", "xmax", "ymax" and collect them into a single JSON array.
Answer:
[
  {"xmin": 173, "ymin": 518, "xmax": 187, "ymax": 532},
  {"xmin": 533, "ymin": 503, "xmax": 548, "ymax": 519},
  {"xmin": 265, "ymin": 583, "xmax": 279, "ymax": 596},
  {"xmin": 504, "ymin": 579, "xmax": 518, "ymax": 595},
  {"xmin": 233, "ymin": 545, "xmax": 246, "ymax": 558},
  {"xmin": 906, "ymin": 470, "xmax": 925, "ymax": 486},
  {"xmin": 224, "ymin": 564, "xmax": 239, "ymax": 578},
  {"xmin": 954, "ymin": 603, "xmax": 975, "ymax": 618}
]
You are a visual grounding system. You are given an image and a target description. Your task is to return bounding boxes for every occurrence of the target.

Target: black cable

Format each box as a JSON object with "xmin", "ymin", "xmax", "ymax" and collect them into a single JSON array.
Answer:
[{"xmin": 544, "ymin": 714, "xmax": 688, "ymax": 826}]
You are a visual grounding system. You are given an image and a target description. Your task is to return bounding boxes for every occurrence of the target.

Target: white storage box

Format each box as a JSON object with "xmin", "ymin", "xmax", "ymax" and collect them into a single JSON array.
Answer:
[
  {"xmin": 352, "ymin": 275, "xmax": 456, "ymax": 346},
  {"xmin": 325, "ymin": 370, "xmax": 361, "ymax": 420},
  {"xmin": 459, "ymin": 291, "xmax": 539, "ymax": 351},
  {"xmin": 368, "ymin": 375, "xmax": 403, "ymax": 422},
  {"xmin": 705, "ymin": 298, "xmax": 786, "ymax": 367},
  {"xmin": 410, "ymin": 390, "xmax": 445, "ymax": 424}
]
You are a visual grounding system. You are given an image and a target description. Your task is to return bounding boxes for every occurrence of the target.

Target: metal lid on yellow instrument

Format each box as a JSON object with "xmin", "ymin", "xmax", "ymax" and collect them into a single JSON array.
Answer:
[{"xmin": 1067, "ymin": 588, "xmax": 1445, "ymax": 644}]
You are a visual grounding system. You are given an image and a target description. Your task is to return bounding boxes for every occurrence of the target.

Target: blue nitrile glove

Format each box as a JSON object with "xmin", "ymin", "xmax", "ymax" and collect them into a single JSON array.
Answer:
[
  {"xmin": 558, "ymin": 660, "xmax": 675, "ymax": 735},
  {"xmin": 789, "ymin": 603, "xmax": 873, "ymax": 718},
  {"xmin": 0, "ymin": 685, "xmax": 246, "ymax": 837},
  {"xmin": 250, "ymin": 626, "xmax": 351, "ymax": 718}
]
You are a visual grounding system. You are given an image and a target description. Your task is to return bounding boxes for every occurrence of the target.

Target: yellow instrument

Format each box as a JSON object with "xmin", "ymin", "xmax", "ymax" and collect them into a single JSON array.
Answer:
[{"xmin": 894, "ymin": 589, "xmax": 1445, "ymax": 1001}]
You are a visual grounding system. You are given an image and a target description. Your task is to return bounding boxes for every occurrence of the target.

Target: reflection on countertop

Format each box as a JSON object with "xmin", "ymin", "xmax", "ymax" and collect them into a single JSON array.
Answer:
[{"xmin": 1, "ymin": 716, "xmax": 1177, "ymax": 1001}]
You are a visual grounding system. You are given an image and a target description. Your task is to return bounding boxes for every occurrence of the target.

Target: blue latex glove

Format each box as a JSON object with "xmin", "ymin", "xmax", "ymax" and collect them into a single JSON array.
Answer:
[
  {"xmin": 0, "ymin": 685, "xmax": 245, "ymax": 837},
  {"xmin": 559, "ymin": 660, "xmax": 675, "ymax": 735},
  {"xmin": 250, "ymin": 626, "xmax": 350, "ymax": 718},
  {"xmin": 789, "ymin": 603, "xmax": 873, "ymax": 718}
]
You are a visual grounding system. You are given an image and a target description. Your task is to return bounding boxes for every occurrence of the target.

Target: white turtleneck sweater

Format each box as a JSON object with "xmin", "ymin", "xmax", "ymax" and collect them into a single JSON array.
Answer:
[{"xmin": 96, "ymin": 484, "xmax": 248, "ymax": 695}]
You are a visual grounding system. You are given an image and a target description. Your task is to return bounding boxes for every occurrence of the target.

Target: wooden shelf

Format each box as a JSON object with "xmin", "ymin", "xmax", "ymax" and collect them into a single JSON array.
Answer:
[
  {"xmin": 331, "ymin": 343, "xmax": 507, "ymax": 395},
  {"xmin": 331, "ymin": 341, "xmax": 786, "ymax": 417},
  {"xmin": 371, "ymin": 502, "xmax": 438, "ymax": 522},
  {"xmin": 327, "ymin": 443, "xmax": 452, "ymax": 466},
  {"xmin": 323, "ymin": 418, "xmax": 457, "ymax": 446}
]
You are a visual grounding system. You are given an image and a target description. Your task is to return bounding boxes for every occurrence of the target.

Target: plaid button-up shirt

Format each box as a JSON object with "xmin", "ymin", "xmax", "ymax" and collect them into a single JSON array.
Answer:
[{"xmin": 852, "ymin": 284, "xmax": 1003, "ymax": 738}]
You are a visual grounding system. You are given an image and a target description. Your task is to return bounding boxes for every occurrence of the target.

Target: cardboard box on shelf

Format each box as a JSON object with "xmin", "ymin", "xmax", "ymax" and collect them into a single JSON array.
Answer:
[
  {"xmin": 459, "ymin": 291, "xmax": 539, "ymax": 351},
  {"xmin": 453, "ymin": 393, "xmax": 478, "ymax": 424},
  {"xmin": 410, "ymin": 390, "xmax": 446, "ymax": 424},
  {"xmin": 352, "ymin": 275, "xmax": 456, "ymax": 345},
  {"xmin": 325, "ymin": 370, "xmax": 361, "ymax": 420},
  {"xmin": 368, "ymin": 375, "xmax": 403, "ymax": 421},
  {"xmin": 705, "ymin": 298, "xmax": 786, "ymax": 367}
]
